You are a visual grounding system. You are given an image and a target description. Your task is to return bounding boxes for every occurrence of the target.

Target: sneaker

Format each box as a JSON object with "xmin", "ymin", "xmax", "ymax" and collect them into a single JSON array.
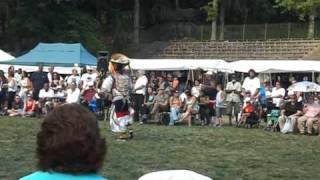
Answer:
[
  {"xmin": 129, "ymin": 130, "xmax": 134, "ymax": 139},
  {"xmin": 139, "ymin": 121, "xmax": 144, "ymax": 125}
]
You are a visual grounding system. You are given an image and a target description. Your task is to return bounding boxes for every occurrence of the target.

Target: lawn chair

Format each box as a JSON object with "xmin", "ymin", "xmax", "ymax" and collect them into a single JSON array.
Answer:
[{"xmin": 265, "ymin": 109, "xmax": 280, "ymax": 132}]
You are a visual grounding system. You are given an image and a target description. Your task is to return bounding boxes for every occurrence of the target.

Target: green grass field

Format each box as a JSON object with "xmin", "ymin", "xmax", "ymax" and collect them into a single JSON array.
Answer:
[{"xmin": 0, "ymin": 117, "xmax": 320, "ymax": 180}]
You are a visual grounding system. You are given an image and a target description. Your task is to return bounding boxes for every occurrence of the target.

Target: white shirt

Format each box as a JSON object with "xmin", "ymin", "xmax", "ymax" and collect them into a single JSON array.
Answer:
[
  {"xmin": 179, "ymin": 93, "xmax": 187, "ymax": 103},
  {"xmin": 66, "ymin": 88, "xmax": 80, "ymax": 104},
  {"xmin": 242, "ymin": 77, "xmax": 260, "ymax": 96},
  {"xmin": 7, "ymin": 78, "xmax": 17, "ymax": 92},
  {"xmin": 191, "ymin": 86, "xmax": 201, "ymax": 98},
  {"xmin": 39, "ymin": 89, "xmax": 54, "ymax": 99},
  {"xmin": 139, "ymin": 170, "xmax": 212, "ymax": 180},
  {"xmin": 226, "ymin": 81, "xmax": 242, "ymax": 102},
  {"xmin": 271, "ymin": 87, "xmax": 285, "ymax": 107},
  {"xmin": 67, "ymin": 75, "xmax": 81, "ymax": 86},
  {"xmin": 134, "ymin": 75, "xmax": 148, "ymax": 95},
  {"xmin": 81, "ymin": 73, "xmax": 97, "ymax": 89}
]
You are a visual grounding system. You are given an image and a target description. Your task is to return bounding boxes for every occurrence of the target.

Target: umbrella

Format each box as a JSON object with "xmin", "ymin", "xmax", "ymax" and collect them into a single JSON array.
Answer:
[{"xmin": 287, "ymin": 81, "xmax": 320, "ymax": 92}]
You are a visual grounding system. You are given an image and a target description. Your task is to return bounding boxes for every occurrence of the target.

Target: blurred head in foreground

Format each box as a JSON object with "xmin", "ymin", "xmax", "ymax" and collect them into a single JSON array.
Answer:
[{"xmin": 37, "ymin": 104, "xmax": 106, "ymax": 174}]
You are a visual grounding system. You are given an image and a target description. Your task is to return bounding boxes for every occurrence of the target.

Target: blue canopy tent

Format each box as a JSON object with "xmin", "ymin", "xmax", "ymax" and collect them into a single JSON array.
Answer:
[{"xmin": 0, "ymin": 43, "xmax": 97, "ymax": 67}]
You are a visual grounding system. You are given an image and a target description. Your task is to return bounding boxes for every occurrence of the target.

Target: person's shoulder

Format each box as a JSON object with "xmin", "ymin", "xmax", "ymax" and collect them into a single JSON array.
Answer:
[
  {"xmin": 19, "ymin": 171, "xmax": 48, "ymax": 180},
  {"xmin": 20, "ymin": 171, "xmax": 108, "ymax": 180}
]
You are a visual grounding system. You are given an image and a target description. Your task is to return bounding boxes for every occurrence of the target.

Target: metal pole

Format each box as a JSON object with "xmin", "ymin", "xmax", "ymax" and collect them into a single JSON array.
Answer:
[
  {"xmin": 288, "ymin": 22, "xmax": 291, "ymax": 39},
  {"xmin": 242, "ymin": 24, "xmax": 246, "ymax": 40},
  {"xmin": 312, "ymin": 71, "xmax": 315, "ymax": 82},
  {"xmin": 264, "ymin": 23, "xmax": 268, "ymax": 40}
]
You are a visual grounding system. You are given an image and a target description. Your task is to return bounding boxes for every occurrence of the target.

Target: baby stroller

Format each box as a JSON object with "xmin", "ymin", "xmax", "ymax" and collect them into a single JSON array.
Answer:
[{"xmin": 238, "ymin": 97, "xmax": 260, "ymax": 128}]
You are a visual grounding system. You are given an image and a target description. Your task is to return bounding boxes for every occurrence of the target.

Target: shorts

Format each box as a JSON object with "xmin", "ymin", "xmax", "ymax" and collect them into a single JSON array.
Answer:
[
  {"xmin": 226, "ymin": 101, "xmax": 240, "ymax": 115},
  {"xmin": 216, "ymin": 107, "xmax": 224, "ymax": 118}
]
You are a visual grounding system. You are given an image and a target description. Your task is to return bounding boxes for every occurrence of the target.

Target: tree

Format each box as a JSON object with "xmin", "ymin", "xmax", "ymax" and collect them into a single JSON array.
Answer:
[
  {"xmin": 133, "ymin": 0, "xmax": 140, "ymax": 44},
  {"xmin": 202, "ymin": 0, "xmax": 218, "ymax": 40},
  {"xmin": 276, "ymin": 0, "xmax": 320, "ymax": 38}
]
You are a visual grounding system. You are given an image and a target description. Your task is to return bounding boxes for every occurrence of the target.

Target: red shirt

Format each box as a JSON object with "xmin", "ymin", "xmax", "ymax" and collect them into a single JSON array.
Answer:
[{"xmin": 244, "ymin": 104, "xmax": 254, "ymax": 113}]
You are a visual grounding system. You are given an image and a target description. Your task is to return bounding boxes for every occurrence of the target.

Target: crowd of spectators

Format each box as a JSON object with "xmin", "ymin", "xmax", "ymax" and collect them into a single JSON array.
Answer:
[{"xmin": 1, "ymin": 65, "xmax": 320, "ymax": 136}]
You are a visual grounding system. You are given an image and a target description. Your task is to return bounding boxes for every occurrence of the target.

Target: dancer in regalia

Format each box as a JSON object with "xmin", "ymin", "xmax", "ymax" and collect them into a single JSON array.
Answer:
[{"xmin": 101, "ymin": 53, "xmax": 133, "ymax": 140}]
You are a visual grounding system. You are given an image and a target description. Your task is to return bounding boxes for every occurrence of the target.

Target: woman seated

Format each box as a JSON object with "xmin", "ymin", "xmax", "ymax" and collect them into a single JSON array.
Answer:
[
  {"xmin": 23, "ymin": 94, "xmax": 36, "ymax": 117},
  {"xmin": 141, "ymin": 87, "xmax": 156, "ymax": 123},
  {"xmin": 238, "ymin": 97, "xmax": 255, "ymax": 127},
  {"xmin": 169, "ymin": 91, "xmax": 182, "ymax": 126},
  {"xmin": 7, "ymin": 95, "xmax": 24, "ymax": 117},
  {"xmin": 179, "ymin": 90, "xmax": 199, "ymax": 127},
  {"xmin": 20, "ymin": 104, "xmax": 107, "ymax": 180}
]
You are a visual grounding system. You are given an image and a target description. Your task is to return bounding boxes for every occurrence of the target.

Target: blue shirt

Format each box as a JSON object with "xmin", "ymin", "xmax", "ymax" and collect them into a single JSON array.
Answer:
[{"xmin": 20, "ymin": 171, "xmax": 108, "ymax": 180}]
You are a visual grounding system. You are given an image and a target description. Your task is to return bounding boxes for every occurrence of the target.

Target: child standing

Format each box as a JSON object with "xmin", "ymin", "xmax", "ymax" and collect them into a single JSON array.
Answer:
[{"xmin": 215, "ymin": 84, "xmax": 225, "ymax": 127}]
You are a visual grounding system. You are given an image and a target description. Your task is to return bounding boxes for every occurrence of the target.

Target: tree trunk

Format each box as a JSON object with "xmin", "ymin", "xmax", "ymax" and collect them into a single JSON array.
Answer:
[
  {"xmin": 219, "ymin": 1, "xmax": 225, "ymax": 40},
  {"xmin": 133, "ymin": 0, "xmax": 140, "ymax": 44},
  {"xmin": 210, "ymin": 0, "xmax": 217, "ymax": 41},
  {"xmin": 175, "ymin": 0, "xmax": 180, "ymax": 10},
  {"xmin": 211, "ymin": 20, "xmax": 217, "ymax": 41},
  {"xmin": 308, "ymin": 11, "xmax": 315, "ymax": 39}
]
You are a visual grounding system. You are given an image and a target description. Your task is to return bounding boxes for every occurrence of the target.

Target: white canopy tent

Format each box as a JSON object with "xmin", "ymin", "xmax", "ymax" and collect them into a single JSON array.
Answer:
[
  {"xmin": 229, "ymin": 60, "xmax": 320, "ymax": 73},
  {"xmin": 0, "ymin": 49, "xmax": 14, "ymax": 61},
  {"xmin": 130, "ymin": 59, "xmax": 232, "ymax": 72}
]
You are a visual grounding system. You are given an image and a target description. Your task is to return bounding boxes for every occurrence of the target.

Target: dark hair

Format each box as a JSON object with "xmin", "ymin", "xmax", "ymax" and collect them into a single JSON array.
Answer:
[
  {"xmin": 37, "ymin": 104, "xmax": 106, "ymax": 174},
  {"xmin": 248, "ymin": 69, "xmax": 256, "ymax": 75}
]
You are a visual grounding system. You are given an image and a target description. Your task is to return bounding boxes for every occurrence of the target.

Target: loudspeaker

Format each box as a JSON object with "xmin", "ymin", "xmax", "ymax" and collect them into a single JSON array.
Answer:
[{"xmin": 97, "ymin": 51, "xmax": 109, "ymax": 72}]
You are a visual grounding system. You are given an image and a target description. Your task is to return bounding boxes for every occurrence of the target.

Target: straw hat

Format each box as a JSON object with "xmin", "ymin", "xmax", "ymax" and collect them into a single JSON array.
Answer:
[{"xmin": 110, "ymin": 53, "xmax": 130, "ymax": 65}]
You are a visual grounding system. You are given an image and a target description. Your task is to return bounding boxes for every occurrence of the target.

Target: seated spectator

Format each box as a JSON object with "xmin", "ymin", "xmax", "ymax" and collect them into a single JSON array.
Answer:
[
  {"xmin": 23, "ymin": 94, "xmax": 36, "ymax": 117},
  {"xmin": 66, "ymin": 68, "xmax": 81, "ymax": 86},
  {"xmin": 297, "ymin": 96, "xmax": 320, "ymax": 135},
  {"xmin": 19, "ymin": 104, "xmax": 107, "ymax": 180},
  {"xmin": 53, "ymin": 85, "xmax": 66, "ymax": 107},
  {"xmin": 150, "ymin": 87, "xmax": 169, "ymax": 122},
  {"xmin": 179, "ymin": 90, "xmax": 199, "ymax": 127},
  {"xmin": 7, "ymin": 95, "xmax": 24, "ymax": 117},
  {"xmin": 81, "ymin": 81, "xmax": 96, "ymax": 106},
  {"xmin": 238, "ymin": 98, "xmax": 254, "ymax": 126},
  {"xmin": 66, "ymin": 82, "xmax": 81, "ymax": 104},
  {"xmin": 169, "ymin": 91, "xmax": 182, "ymax": 126},
  {"xmin": 191, "ymin": 79, "xmax": 201, "ymax": 98},
  {"xmin": 172, "ymin": 76, "xmax": 179, "ymax": 91},
  {"xmin": 278, "ymin": 94, "xmax": 303, "ymax": 132},
  {"xmin": 38, "ymin": 83, "xmax": 54, "ymax": 115},
  {"xmin": 51, "ymin": 72, "xmax": 62, "ymax": 88},
  {"xmin": 141, "ymin": 87, "xmax": 155, "ymax": 123}
]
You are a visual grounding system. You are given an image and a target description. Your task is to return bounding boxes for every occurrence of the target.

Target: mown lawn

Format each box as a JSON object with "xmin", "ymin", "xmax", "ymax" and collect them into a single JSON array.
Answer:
[{"xmin": 0, "ymin": 117, "xmax": 320, "ymax": 180}]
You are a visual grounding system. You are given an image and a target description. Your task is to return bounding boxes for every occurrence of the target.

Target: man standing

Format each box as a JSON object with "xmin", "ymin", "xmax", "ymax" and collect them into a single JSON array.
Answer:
[
  {"xmin": 101, "ymin": 53, "xmax": 133, "ymax": 140},
  {"xmin": 47, "ymin": 66, "xmax": 54, "ymax": 85},
  {"xmin": 30, "ymin": 65, "xmax": 49, "ymax": 101},
  {"xmin": 226, "ymin": 74, "xmax": 242, "ymax": 125},
  {"xmin": 271, "ymin": 81, "xmax": 285, "ymax": 109},
  {"xmin": 80, "ymin": 67, "xmax": 97, "ymax": 90},
  {"xmin": 133, "ymin": 70, "xmax": 148, "ymax": 123},
  {"xmin": 242, "ymin": 69, "xmax": 260, "ymax": 99}
]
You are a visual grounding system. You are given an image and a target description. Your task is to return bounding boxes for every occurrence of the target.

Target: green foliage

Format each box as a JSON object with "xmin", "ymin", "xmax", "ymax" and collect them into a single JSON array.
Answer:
[
  {"xmin": 275, "ymin": 0, "xmax": 320, "ymax": 17},
  {"xmin": 201, "ymin": 0, "xmax": 218, "ymax": 22},
  {"xmin": 5, "ymin": 0, "xmax": 106, "ymax": 54}
]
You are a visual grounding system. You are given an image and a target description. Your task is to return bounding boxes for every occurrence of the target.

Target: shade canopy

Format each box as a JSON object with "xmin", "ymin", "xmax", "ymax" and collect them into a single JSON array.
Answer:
[
  {"xmin": 229, "ymin": 60, "xmax": 320, "ymax": 73},
  {"xmin": 0, "ymin": 43, "xmax": 96, "ymax": 67},
  {"xmin": 130, "ymin": 59, "xmax": 232, "ymax": 72}
]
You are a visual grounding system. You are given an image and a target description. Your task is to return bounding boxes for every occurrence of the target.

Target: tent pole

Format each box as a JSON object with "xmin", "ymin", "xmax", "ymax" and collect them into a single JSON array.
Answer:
[
  {"xmin": 269, "ymin": 72, "xmax": 272, "ymax": 87},
  {"xmin": 312, "ymin": 71, "xmax": 315, "ymax": 82},
  {"xmin": 185, "ymin": 69, "xmax": 190, "ymax": 90}
]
